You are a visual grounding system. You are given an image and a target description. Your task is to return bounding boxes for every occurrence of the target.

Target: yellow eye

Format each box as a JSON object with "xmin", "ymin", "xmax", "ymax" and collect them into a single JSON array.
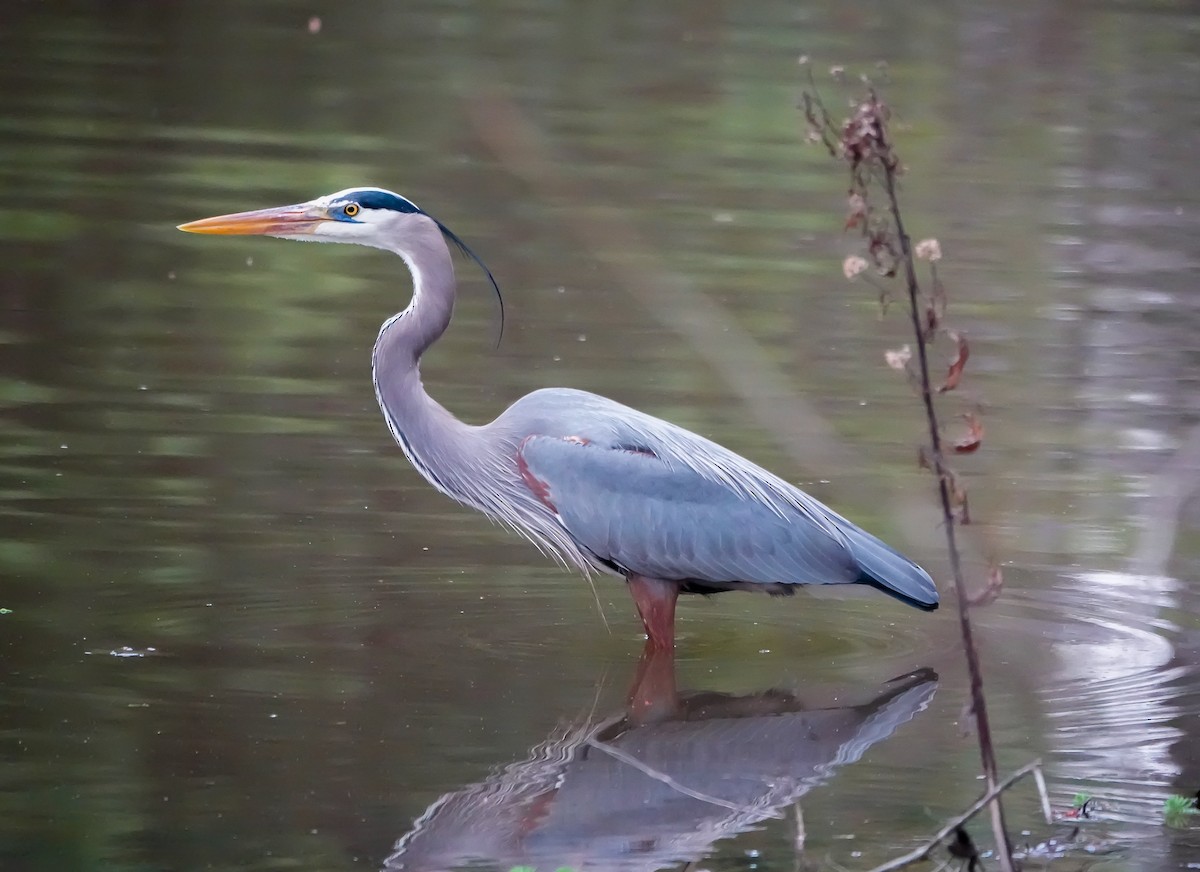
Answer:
[{"xmin": 343, "ymin": 203, "xmax": 360, "ymax": 217}]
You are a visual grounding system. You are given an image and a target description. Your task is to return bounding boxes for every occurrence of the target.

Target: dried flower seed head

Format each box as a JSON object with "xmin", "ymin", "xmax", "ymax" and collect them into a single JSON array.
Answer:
[
  {"xmin": 885, "ymin": 345, "xmax": 912, "ymax": 370},
  {"xmin": 842, "ymin": 255, "xmax": 869, "ymax": 280},
  {"xmin": 915, "ymin": 238, "xmax": 942, "ymax": 261}
]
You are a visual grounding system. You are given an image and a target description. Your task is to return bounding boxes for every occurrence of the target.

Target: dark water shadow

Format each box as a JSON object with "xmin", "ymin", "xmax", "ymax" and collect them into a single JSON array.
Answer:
[{"xmin": 382, "ymin": 648, "xmax": 937, "ymax": 872}]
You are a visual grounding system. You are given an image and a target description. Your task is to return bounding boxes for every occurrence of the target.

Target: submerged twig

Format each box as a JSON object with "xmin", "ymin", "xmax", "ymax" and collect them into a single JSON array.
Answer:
[
  {"xmin": 866, "ymin": 759, "xmax": 1043, "ymax": 872},
  {"xmin": 586, "ymin": 736, "xmax": 758, "ymax": 814},
  {"xmin": 1032, "ymin": 764, "xmax": 1053, "ymax": 825}
]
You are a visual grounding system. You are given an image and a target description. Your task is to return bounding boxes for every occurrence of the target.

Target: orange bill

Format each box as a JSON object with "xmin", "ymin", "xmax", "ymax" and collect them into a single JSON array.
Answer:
[{"xmin": 177, "ymin": 204, "xmax": 327, "ymax": 235}]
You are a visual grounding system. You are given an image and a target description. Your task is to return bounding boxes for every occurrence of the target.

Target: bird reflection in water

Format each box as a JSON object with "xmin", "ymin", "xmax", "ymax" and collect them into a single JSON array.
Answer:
[{"xmin": 383, "ymin": 645, "xmax": 937, "ymax": 872}]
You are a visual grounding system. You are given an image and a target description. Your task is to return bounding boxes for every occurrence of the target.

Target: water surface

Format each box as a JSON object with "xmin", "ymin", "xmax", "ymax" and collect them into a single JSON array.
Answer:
[{"xmin": 3, "ymin": 1, "xmax": 1200, "ymax": 870}]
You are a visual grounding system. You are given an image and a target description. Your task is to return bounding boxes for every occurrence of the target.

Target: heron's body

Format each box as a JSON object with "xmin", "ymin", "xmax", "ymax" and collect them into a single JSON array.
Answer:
[{"xmin": 180, "ymin": 186, "xmax": 938, "ymax": 648}]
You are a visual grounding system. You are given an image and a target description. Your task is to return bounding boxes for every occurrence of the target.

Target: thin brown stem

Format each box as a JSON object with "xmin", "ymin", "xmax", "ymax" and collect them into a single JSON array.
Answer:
[{"xmin": 876, "ymin": 110, "xmax": 1016, "ymax": 872}]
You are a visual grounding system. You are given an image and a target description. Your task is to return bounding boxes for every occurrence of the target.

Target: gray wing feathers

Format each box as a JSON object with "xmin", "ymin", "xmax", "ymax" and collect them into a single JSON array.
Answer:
[
  {"xmin": 513, "ymin": 389, "xmax": 851, "ymax": 545},
  {"xmin": 504, "ymin": 389, "xmax": 937, "ymax": 608},
  {"xmin": 519, "ymin": 436, "xmax": 859, "ymax": 587},
  {"xmin": 827, "ymin": 516, "xmax": 939, "ymax": 609}
]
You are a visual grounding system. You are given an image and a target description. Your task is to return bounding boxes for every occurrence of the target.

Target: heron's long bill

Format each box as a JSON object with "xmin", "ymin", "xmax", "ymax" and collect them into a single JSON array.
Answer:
[{"xmin": 177, "ymin": 204, "xmax": 325, "ymax": 235}]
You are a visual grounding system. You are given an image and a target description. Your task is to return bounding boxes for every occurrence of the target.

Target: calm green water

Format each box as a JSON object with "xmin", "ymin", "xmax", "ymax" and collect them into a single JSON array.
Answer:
[{"xmin": 3, "ymin": 1, "xmax": 1200, "ymax": 870}]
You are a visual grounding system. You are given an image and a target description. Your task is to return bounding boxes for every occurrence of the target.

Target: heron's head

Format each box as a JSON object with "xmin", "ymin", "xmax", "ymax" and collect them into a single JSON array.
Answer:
[
  {"xmin": 179, "ymin": 186, "xmax": 503, "ymax": 329},
  {"xmin": 177, "ymin": 187, "xmax": 450, "ymax": 251}
]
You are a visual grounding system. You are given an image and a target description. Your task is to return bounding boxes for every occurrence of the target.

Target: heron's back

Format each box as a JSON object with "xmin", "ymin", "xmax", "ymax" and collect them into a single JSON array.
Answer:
[{"xmin": 502, "ymin": 389, "xmax": 938, "ymax": 610}]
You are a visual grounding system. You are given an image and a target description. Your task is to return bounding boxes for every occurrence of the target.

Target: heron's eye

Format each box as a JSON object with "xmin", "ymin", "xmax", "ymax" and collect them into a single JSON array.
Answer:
[{"xmin": 343, "ymin": 203, "xmax": 360, "ymax": 218}]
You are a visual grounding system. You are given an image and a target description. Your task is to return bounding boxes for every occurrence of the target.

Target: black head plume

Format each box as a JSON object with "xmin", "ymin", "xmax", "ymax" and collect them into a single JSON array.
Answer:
[
  {"xmin": 429, "ymin": 214, "xmax": 505, "ymax": 348},
  {"xmin": 340, "ymin": 188, "xmax": 505, "ymax": 346}
]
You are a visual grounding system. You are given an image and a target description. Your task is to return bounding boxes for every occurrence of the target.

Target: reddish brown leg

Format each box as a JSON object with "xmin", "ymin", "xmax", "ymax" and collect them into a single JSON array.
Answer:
[
  {"xmin": 627, "ymin": 639, "xmax": 679, "ymax": 725},
  {"xmin": 627, "ymin": 574, "xmax": 679, "ymax": 651}
]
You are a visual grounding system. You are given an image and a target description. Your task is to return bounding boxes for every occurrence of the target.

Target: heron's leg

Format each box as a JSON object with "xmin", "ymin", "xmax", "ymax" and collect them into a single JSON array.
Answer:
[
  {"xmin": 627, "ymin": 639, "xmax": 679, "ymax": 725},
  {"xmin": 627, "ymin": 574, "xmax": 678, "ymax": 650}
]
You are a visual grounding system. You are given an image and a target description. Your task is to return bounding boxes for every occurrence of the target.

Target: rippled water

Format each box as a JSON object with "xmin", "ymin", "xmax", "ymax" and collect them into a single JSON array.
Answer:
[{"xmin": 3, "ymin": 1, "xmax": 1200, "ymax": 870}]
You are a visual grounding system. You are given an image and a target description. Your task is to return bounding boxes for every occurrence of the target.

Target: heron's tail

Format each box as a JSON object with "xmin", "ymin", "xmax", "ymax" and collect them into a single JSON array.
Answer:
[{"xmin": 833, "ymin": 518, "xmax": 939, "ymax": 611}]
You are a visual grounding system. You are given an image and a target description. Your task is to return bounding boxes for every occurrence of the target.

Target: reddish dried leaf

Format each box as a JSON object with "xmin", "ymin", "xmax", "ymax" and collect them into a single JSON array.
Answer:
[
  {"xmin": 923, "ymin": 304, "xmax": 939, "ymax": 337},
  {"xmin": 946, "ymin": 470, "xmax": 965, "ymax": 505},
  {"xmin": 939, "ymin": 331, "xmax": 969, "ymax": 393},
  {"xmin": 953, "ymin": 412, "xmax": 984, "ymax": 454},
  {"xmin": 1057, "ymin": 798, "xmax": 1095, "ymax": 821},
  {"xmin": 924, "ymin": 268, "xmax": 947, "ymax": 340},
  {"xmin": 946, "ymin": 470, "xmax": 970, "ymax": 524},
  {"xmin": 844, "ymin": 192, "xmax": 867, "ymax": 230},
  {"xmin": 931, "ymin": 267, "xmax": 947, "ymax": 314},
  {"xmin": 868, "ymin": 233, "xmax": 898, "ymax": 277}
]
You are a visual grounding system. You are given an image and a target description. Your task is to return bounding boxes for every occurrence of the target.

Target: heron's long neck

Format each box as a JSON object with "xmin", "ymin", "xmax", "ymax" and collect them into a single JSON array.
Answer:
[
  {"xmin": 382, "ymin": 239, "xmax": 457, "ymax": 363},
  {"xmin": 371, "ymin": 240, "xmax": 495, "ymax": 507}
]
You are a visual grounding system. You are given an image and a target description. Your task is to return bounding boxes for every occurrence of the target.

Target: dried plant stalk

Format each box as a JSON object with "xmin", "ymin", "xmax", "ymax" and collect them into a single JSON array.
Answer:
[{"xmin": 801, "ymin": 64, "xmax": 1016, "ymax": 870}]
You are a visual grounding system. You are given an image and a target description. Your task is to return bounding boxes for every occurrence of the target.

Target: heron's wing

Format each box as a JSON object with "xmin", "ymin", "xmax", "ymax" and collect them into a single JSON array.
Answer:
[
  {"xmin": 517, "ymin": 435, "xmax": 860, "ymax": 588},
  {"xmin": 503, "ymin": 389, "xmax": 937, "ymax": 608}
]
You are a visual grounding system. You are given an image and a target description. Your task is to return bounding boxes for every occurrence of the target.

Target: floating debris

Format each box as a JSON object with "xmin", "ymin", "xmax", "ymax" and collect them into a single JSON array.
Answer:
[{"xmin": 87, "ymin": 646, "xmax": 159, "ymax": 658}]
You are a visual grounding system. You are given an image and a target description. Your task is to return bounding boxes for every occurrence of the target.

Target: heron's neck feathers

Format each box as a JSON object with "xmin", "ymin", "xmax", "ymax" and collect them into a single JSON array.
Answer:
[
  {"xmin": 371, "ymin": 228, "xmax": 491, "ymax": 504},
  {"xmin": 369, "ymin": 234, "xmax": 596, "ymax": 574},
  {"xmin": 378, "ymin": 227, "xmax": 457, "ymax": 364}
]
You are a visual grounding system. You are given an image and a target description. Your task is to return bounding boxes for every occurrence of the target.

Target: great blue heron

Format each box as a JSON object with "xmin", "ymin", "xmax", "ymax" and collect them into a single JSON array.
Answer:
[{"xmin": 178, "ymin": 187, "xmax": 938, "ymax": 648}]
